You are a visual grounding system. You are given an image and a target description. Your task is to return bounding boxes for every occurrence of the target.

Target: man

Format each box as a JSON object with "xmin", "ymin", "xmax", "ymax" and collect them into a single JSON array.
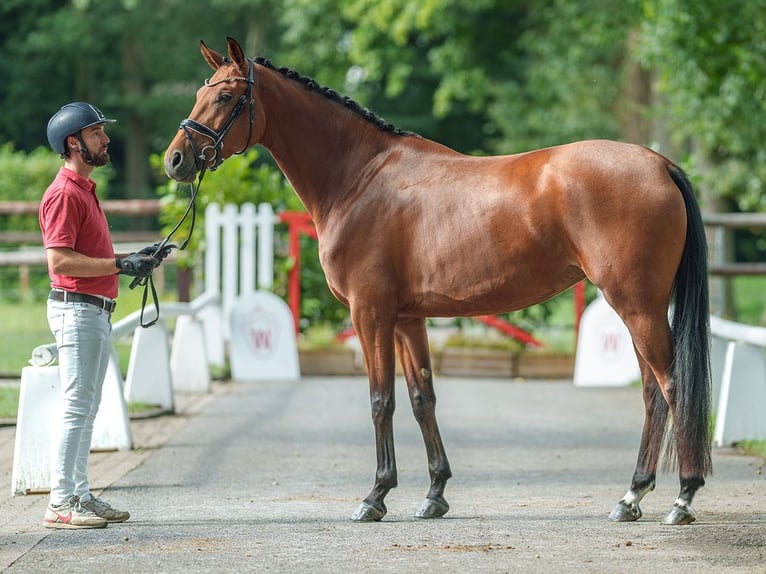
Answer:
[{"xmin": 40, "ymin": 102, "xmax": 169, "ymax": 529}]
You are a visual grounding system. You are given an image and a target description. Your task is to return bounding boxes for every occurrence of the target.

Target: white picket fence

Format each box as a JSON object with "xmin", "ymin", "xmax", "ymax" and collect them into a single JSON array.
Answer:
[{"xmin": 204, "ymin": 202, "xmax": 275, "ymax": 339}]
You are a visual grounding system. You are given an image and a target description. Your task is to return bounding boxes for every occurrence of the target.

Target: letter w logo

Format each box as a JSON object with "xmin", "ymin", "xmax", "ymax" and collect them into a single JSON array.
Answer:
[
  {"xmin": 250, "ymin": 327, "xmax": 273, "ymax": 353},
  {"xmin": 602, "ymin": 332, "xmax": 621, "ymax": 354}
]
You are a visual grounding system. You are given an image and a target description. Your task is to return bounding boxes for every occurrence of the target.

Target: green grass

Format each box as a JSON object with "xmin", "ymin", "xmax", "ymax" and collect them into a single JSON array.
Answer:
[
  {"xmin": 0, "ymin": 386, "xmax": 19, "ymax": 419},
  {"xmin": 729, "ymin": 275, "xmax": 766, "ymax": 325},
  {"xmin": 736, "ymin": 440, "xmax": 766, "ymax": 459},
  {"xmin": 0, "ymin": 299, "xmax": 52, "ymax": 375},
  {"xmin": 0, "ymin": 282, "xmax": 176, "ymax": 377}
]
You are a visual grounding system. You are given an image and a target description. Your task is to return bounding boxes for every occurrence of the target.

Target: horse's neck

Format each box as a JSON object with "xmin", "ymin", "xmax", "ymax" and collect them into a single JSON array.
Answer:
[{"xmin": 257, "ymin": 68, "xmax": 386, "ymax": 224}]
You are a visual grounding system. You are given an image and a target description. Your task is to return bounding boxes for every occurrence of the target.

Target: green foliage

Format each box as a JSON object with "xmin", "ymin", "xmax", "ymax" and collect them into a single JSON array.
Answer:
[
  {"xmin": 638, "ymin": 0, "xmax": 766, "ymax": 208},
  {"xmin": 0, "ymin": 144, "xmax": 116, "ymax": 301},
  {"xmin": 0, "ymin": 144, "xmax": 113, "ymax": 233},
  {"xmin": 736, "ymin": 440, "xmax": 766, "ymax": 460}
]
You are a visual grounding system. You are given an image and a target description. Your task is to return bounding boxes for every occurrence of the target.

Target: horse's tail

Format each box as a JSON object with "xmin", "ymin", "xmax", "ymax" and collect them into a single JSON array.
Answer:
[{"xmin": 663, "ymin": 165, "xmax": 713, "ymax": 476}]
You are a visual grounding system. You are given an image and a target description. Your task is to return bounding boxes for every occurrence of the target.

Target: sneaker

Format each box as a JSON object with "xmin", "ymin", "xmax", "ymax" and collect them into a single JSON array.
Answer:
[
  {"xmin": 43, "ymin": 496, "xmax": 107, "ymax": 529},
  {"xmin": 80, "ymin": 495, "xmax": 130, "ymax": 523}
]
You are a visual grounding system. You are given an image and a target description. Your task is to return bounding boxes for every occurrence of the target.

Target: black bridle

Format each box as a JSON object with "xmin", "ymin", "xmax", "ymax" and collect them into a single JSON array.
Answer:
[
  {"xmin": 179, "ymin": 57, "xmax": 256, "ymax": 172},
  {"xmin": 131, "ymin": 59, "xmax": 256, "ymax": 327}
]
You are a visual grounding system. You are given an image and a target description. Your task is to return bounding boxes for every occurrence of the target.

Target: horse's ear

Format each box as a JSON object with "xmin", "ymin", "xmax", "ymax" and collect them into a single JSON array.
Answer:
[
  {"xmin": 226, "ymin": 37, "xmax": 247, "ymax": 72},
  {"xmin": 200, "ymin": 40, "xmax": 225, "ymax": 71}
]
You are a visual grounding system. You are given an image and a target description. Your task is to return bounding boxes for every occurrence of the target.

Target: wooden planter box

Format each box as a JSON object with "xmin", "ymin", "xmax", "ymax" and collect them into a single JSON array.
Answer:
[
  {"xmin": 299, "ymin": 347, "xmax": 363, "ymax": 376},
  {"xmin": 438, "ymin": 347, "xmax": 516, "ymax": 377},
  {"xmin": 516, "ymin": 351, "xmax": 574, "ymax": 379}
]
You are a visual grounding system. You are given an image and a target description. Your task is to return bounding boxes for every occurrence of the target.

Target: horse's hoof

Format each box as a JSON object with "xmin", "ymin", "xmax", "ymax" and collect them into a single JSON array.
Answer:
[
  {"xmin": 351, "ymin": 501, "xmax": 386, "ymax": 522},
  {"xmin": 414, "ymin": 496, "xmax": 449, "ymax": 519},
  {"xmin": 661, "ymin": 502, "xmax": 696, "ymax": 525},
  {"xmin": 608, "ymin": 500, "xmax": 642, "ymax": 522}
]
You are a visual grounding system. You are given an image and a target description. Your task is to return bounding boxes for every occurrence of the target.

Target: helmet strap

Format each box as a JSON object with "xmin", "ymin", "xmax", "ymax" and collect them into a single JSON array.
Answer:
[{"xmin": 75, "ymin": 132, "xmax": 95, "ymax": 165}]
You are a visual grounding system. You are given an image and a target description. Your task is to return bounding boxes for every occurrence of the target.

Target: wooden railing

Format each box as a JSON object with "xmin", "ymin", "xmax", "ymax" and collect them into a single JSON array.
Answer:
[
  {"xmin": 0, "ymin": 200, "xmax": 165, "ymax": 295},
  {"xmin": 703, "ymin": 213, "xmax": 766, "ymax": 316}
]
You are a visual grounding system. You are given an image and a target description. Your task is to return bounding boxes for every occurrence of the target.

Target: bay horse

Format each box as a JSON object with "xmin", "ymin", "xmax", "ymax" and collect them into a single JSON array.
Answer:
[{"xmin": 164, "ymin": 37, "xmax": 712, "ymax": 525}]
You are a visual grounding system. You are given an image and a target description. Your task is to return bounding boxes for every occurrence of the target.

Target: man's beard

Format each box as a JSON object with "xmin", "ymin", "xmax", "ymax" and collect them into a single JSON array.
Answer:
[{"xmin": 91, "ymin": 150, "xmax": 110, "ymax": 166}]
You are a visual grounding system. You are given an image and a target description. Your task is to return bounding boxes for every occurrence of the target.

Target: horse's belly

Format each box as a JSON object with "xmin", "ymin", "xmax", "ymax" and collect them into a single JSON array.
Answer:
[{"xmin": 402, "ymin": 263, "xmax": 585, "ymax": 317}]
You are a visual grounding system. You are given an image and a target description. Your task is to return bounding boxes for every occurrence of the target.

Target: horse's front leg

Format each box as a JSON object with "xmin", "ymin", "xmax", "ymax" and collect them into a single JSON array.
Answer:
[
  {"xmin": 395, "ymin": 318, "xmax": 452, "ymax": 519},
  {"xmin": 350, "ymin": 313, "xmax": 398, "ymax": 522}
]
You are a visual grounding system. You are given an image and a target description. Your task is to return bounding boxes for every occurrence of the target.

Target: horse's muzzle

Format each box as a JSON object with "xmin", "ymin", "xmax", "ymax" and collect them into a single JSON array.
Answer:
[{"xmin": 164, "ymin": 148, "xmax": 198, "ymax": 182}]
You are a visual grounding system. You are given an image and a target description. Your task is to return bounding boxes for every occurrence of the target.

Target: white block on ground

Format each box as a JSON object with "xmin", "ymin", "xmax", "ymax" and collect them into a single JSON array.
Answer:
[
  {"xmin": 171, "ymin": 315, "xmax": 211, "ymax": 392},
  {"xmin": 574, "ymin": 292, "xmax": 640, "ymax": 387},
  {"xmin": 710, "ymin": 335, "xmax": 729, "ymax": 414},
  {"xmin": 198, "ymin": 303, "xmax": 225, "ymax": 368},
  {"xmin": 11, "ymin": 367, "xmax": 60, "ymax": 495},
  {"xmin": 714, "ymin": 341, "xmax": 766, "ymax": 446},
  {"xmin": 91, "ymin": 348, "xmax": 133, "ymax": 451},
  {"xmin": 229, "ymin": 291, "xmax": 300, "ymax": 382},
  {"xmin": 125, "ymin": 323, "xmax": 174, "ymax": 412}
]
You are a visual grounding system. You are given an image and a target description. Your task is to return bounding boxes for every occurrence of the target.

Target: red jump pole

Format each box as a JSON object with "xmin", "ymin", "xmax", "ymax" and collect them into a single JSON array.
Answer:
[{"xmin": 278, "ymin": 211, "xmax": 318, "ymax": 334}]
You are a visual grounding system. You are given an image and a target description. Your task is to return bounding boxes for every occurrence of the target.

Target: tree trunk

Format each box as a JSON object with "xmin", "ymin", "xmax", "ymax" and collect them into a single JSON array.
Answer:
[{"xmin": 122, "ymin": 36, "xmax": 150, "ymax": 199}]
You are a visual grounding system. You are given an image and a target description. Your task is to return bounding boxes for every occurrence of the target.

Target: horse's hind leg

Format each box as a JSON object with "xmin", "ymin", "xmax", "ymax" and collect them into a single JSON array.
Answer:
[
  {"xmin": 609, "ymin": 353, "xmax": 667, "ymax": 522},
  {"xmin": 395, "ymin": 318, "xmax": 452, "ymax": 518},
  {"xmin": 612, "ymin": 309, "xmax": 705, "ymax": 525}
]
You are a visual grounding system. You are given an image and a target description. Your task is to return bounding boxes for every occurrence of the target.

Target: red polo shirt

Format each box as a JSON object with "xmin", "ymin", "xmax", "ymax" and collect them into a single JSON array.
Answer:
[{"xmin": 39, "ymin": 167, "xmax": 118, "ymax": 299}]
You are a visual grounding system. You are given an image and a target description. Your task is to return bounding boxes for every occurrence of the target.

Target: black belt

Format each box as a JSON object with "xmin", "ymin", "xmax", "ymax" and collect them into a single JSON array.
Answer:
[{"xmin": 49, "ymin": 290, "xmax": 116, "ymax": 313}]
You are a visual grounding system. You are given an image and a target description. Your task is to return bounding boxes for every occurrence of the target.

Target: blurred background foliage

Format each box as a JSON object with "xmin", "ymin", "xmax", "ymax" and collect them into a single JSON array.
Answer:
[{"xmin": 1, "ymin": 0, "xmax": 765, "ymax": 330}]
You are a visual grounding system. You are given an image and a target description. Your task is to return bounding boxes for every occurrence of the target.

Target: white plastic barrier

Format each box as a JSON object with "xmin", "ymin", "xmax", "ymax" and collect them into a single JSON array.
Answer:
[
  {"xmin": 91, "ymin": 348, "xmax": 133, "ymax": 451},
  {"xmin": 573, "ymin": 292, "xmax": 640, "ymax": 387},
  {"xmin": 710, "ymin": 315, "xmax": 766, "ymax": 446},
  {"xmin": 11, "ymin": 350, "xmax": 132, "ymax": 495},
  {"xmin": 13, "ymin": 291, "xmax": 220, "ymax": 495},
  {"xmin": 124, "ymin": 322, "xmax": 174, "ymax": 412},
  {"xmin": 11, "ymin": 367, "xmax": 61, "ymax": 495},
  {"xmin": 170, "ymin": 315, "xmax": 210, "ymax": 392},
  {"xmin": 229, "ymin": 291, "xmax": 300, "ymax": 382},
  {"xmin": 118, "ymin": 291, "xmax": 220, "ymax": 401}
]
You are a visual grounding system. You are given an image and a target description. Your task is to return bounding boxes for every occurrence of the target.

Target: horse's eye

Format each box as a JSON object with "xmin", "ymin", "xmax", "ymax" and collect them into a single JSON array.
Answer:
[{"xmin": 217, "ymin": 92, "xmax": 233, "ymax": 104}]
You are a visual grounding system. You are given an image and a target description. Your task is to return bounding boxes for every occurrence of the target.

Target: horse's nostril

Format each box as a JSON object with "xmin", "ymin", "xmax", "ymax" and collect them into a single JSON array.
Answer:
[{"xmin": 170, "ymin": 150, "xmax": 183, "ymax": 168}]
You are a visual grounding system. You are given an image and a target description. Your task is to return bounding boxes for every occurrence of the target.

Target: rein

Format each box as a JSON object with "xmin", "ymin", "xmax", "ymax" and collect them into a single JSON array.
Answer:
[{"xmin": 130, "ymin": 163, "xmax": 206, "ymax": 328}]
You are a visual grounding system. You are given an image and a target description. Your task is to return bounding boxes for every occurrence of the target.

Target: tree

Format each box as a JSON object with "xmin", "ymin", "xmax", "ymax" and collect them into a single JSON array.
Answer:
[
  {"xmin": 0, "ymin": 0, "xmax": 277, "ymax": 199},
  {"xmin": 639, "ymin": 0, "xmax": 766, "ymax": 212}
]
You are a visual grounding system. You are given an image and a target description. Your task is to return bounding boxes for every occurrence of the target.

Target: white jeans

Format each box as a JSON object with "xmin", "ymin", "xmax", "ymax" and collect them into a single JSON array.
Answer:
[{"xmin": 47, "ymin": 299, "xmax": 112, "ymax": 505}]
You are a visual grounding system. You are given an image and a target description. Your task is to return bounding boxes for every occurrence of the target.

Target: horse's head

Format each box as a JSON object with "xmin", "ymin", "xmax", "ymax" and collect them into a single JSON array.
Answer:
[{"xmin": 164, "ymin": 37, "xmax": 264, "ymax": 182}]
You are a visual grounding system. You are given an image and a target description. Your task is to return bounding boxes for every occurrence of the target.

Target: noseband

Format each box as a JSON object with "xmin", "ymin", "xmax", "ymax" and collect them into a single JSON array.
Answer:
[{"xmin": 179, "ymin": 58, "xmax": 255, "ymax": 171}]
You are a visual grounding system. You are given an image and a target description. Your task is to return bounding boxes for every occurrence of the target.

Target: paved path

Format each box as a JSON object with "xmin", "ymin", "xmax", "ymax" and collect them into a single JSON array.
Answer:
[{"xmin": 1, "ymin": 377, "xmax": 765, "ymax": 573}]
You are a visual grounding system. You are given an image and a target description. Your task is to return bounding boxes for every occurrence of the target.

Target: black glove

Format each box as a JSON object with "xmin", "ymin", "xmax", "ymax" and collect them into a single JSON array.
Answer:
[
  {"xmin": 115, "ymin": 253, "xmax": 158, "ymax": 277},
  {"xmin": 136, "ymin": 242, "xmax": 175, "ymax": 262}
]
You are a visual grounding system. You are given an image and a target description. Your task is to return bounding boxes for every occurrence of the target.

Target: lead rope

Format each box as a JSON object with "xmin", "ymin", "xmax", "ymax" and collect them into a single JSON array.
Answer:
[{"xmin": 130, "ymin": 163, "xmax": 207, "ymax": 327}]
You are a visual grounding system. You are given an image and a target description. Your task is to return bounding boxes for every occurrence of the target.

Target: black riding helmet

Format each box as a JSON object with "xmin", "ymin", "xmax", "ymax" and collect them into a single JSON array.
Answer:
[{"xmin": 46, "ymin": 102, "xmax": 116, "ymax": 159}]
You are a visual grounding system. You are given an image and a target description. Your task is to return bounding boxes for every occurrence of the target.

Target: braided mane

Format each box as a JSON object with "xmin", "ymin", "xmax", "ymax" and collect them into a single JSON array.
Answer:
[{"xmin": 253, "ymin": 57, "xmax": 417, "ymax": 138}]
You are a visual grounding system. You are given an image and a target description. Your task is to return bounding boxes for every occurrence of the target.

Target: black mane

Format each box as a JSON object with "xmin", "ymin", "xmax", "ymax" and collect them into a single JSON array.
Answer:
[{"xmin": 253, "ymin": 57, "xmax": 417, "ymax": 138}]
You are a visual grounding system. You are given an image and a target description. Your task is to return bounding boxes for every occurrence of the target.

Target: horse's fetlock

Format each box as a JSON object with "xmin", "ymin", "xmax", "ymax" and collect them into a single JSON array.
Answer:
[{"xmin": 679, "ymin": 474, "xmax": 705, "ymax": 494}]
